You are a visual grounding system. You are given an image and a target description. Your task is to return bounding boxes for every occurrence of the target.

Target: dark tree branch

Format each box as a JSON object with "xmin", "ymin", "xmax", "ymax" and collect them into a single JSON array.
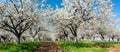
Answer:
[{"xmin": 10, "ymin": 0, "xmax": 19, "ymax": 14}]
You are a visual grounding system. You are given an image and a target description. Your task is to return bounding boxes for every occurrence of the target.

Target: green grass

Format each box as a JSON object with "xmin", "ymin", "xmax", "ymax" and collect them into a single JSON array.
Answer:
[
  {"xmin": 0, "ymin": 41, "xmax": 120, "ymax": 52},
  {"xmin": 72, "ymin": 48, "xmax": 107, "ymax": 52},
  {"xmin": 0, "ymin": 42, "xmax": 42, "ymax": 52},
  {"xmin": 56, "ymin": 41, "xmax": 120, "ymax": 52},
  {"xmin": 61, "ymin": 47, "xmax": 107, "ymax": 52}
]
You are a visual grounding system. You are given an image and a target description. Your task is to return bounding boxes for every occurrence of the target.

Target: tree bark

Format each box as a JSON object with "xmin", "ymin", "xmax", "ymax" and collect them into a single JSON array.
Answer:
[
  {"xmin": 111, "ymin": 36, "xmax": 115, "ymax": 41},
  {"xmin": 0, "ymin": 39, "xmax": 1, "ymax": 43},
  {"xmin": 93, "ymin": 37, "xmax": 95, "ymax": 41},
  {"xmin": 117, "ymin": 38, "xmax": 120, "ymax": 42},
  {"xmin": 108, "ymin": 37, "xmax": 110, "ymax": 42},
  {"xmin": 74, "ymin": 36, "xmax": 78, "ymax": 42},
  {"xmin": 100, "ymin": 34, "xmax": 104, "ymax": 41},
  {"xmin": 17, "ymin": 36, "xmax": 21, "ymax": 44}
]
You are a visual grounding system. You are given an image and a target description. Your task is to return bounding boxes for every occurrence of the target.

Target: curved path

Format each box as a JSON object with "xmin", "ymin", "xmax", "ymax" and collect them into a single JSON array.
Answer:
[
  {"xmin": 34, "ymin": 42, "xmax": 62, "ymax": 52},
  {"xmin": 108, "ymin": 45, "xmax": 120, "ymax": 52}
]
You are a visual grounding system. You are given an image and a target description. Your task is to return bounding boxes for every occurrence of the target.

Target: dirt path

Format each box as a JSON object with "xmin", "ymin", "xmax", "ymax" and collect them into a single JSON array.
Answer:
[
  {"xmin": 108, "ymin": 45, "xmax": 120, "ymax": 52},
  {"xmin": 34, "ymin": 42, "xmax": 62, "ymax": 52}
]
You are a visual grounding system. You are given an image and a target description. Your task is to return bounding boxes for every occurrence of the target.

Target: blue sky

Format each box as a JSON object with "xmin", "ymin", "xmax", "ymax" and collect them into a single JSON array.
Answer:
[
  {"xmin": 112, "ymin": 0, "xmax": 120, "ymax": 19},
  {"xmin": 46, "ymin": 0, "xmax": 63, "ymax": 9},
  {"xmin": 112, "ymin": 0, "xmax": 120, "ymax": 26}
]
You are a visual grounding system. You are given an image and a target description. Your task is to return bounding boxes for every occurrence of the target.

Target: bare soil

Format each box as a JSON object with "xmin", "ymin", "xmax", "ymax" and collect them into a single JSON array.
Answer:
[
  {"xmin": 108, "ymin": 45, "xmax": 120, "ymax": 52},
  {"xmin": 34, "ymin": 42, "xmax": 62, "ymax": 52}
]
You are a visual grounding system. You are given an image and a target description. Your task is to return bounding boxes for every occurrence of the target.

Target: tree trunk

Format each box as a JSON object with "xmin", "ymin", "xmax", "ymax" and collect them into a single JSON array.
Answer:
[
  {"xmin": 17, "ymin": 36, "xmax": 21, "ymax": 44},
  {"xmin": 64, "ymin": 36, "xmax": 65, "ymax": 41},
  {"xmin": 66, "ymin": 37, "xmax": 69, "ymax": 41},
  {"xmin": 93, "ymin": 37, "xmax": 95, "ymax": 41},
  {"xmin": 81, "ymin": 35, "xmax": 85, "ymax": 40},
  {"xmin": 0, "ymin": 39, "xmax": 1, "ymax": 43},
  {"xmin": 73, "ymin": 30, "xmax": 78, "ymax": 42},
  {"xmin": 3, "ymin": 39, "xmax": 6, "ymax": 43},
  {"xmin": 108, "ymin": 37, "xmax": 110, "ymax": 42},
  {"xmin": 100, "ymin": 34, "xmax": 104, "ymax": 41},
  {"xmin": 32, "ymin": 37, "xmax": 35, "ymax": 42},
  {"xmin": 111, "ymin": 36, "xmax": 115, "ymax": 41},
  {"xmin": 117, "ymin": 38, "xmax": 120, "ymax": 42},
  {"xmin": 74, "ymin": 36, "xmax": 78, "ymax": 42}
]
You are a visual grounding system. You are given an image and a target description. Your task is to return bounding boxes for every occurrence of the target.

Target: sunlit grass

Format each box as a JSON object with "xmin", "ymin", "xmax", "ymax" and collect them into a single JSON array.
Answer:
[
  {"xmin": 56, "ymin": 41, "xmax": 120, "ymax": 52},
  {"xmin": 0, "ymin": 42, "xmax": 42, "ymax": 52},
  {"xmin": 72, "ymin": 48, "xmax": 107, "ymax": 52},
  {"xmin": 0, "ymin": 41, "xmax": 120, "ymax": 52}
]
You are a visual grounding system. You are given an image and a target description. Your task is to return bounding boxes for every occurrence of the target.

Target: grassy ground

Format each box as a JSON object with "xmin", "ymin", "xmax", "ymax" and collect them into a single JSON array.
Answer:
[
  {"xmin": 0, "ymin": 42, "xmax": 42, "ymax": 52},
  {"xmin": 56, "ymin": 41, "xmax": 120, "ymax": 52},
  {"xmin": 0, "ymin": 41, "xmax": 120, "ymax": 52}
]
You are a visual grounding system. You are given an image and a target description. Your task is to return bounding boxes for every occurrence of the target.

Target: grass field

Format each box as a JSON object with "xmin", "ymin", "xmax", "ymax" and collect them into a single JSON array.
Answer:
[
  {"xmin": 56, "ymin": 41, "xmax": 109, "ymax": 52},
  {"xmin": 0, "ymin": 41, "xmax": 120, "ymax": 52},
  {"xmin": 0, "ymin": 42, "xmax": 42, "ymax": 52}
]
